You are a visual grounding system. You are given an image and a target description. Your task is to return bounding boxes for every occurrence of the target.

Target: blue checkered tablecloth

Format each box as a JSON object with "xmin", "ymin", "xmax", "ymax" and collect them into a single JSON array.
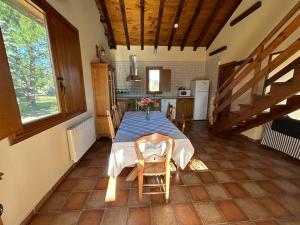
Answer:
[
  {"xmin": 115, "ymin": 111, "xmax": 185, "ymax": 142},
  {"xmin": 108, "ymin": 111, "xmax": 194, "ymax": 177}
]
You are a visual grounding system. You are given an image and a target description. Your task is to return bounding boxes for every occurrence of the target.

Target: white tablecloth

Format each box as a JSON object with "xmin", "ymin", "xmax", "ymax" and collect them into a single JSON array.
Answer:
[{"xmin": 108, "ymin": 111, "xmax": 194, "ymax": 177}]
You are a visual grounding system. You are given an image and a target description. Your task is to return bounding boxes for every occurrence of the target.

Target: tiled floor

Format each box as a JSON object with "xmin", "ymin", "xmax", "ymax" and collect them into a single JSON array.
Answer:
[{"xmin": 28, "ymin": 121, "xmax": 300, "ymax": 225}]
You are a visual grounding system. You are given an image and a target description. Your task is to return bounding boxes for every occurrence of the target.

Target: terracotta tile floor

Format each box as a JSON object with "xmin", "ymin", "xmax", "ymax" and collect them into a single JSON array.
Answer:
[{"xmin": 28, "ymin": 121, "xmax": 300, "ymax": 225}]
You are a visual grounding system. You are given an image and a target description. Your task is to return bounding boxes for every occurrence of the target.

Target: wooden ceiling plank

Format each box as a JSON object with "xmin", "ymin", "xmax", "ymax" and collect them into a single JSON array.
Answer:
[
  {"xmin": 119, "ymin": 0, "xmax": 130, "ymax": 50},
  {"xmin": 180, "ymin": 0, "xmax": 204, "ymax": 51},
  {"xmin": 193, "ymin": 0, "xmax": 224, "ymax": 51},
  {"xmin": 97, "ymin": 0, "xmax": 116, "ymax": 49},
  {"xmin": 206, "ymin": 0, "xmax": 242, "ymax": 49},
  {"xmin": 154, "ymin": 0, "xmax": 165, "ymax": 49},
  {"xmin": 167, "ymin": 0, "xmax": 185, "ymax": 50},
  {"xmin": 140, "ymin": 0, "xmax": 144, "ymax": 50},
  {"xmin": 230, "ymin": 1, "xmax": 262, "ymax": 27}
]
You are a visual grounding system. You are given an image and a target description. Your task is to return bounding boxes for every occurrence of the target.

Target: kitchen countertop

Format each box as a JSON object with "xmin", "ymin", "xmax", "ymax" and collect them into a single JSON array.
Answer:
[{"xmin": 116, "ymin": 95, "xmax": 195, "ymax": 100}]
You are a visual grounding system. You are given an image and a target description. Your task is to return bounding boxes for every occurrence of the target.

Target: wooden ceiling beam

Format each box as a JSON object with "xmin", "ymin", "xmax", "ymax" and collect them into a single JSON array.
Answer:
[
  {"xmin": 209, "ymin": 46, "xmax": 227, "ymax": 56},
  {"xmin": 140, "ymin": 0, "xmax": 144, "ymax": 50},
  {"xmin": 206, "ymin": 0, "xmax": 242, "ymax": 49},
  {"xmin": 119, "ymin": 0, "xmax": 130, "ymax": 50},
  {"xmin": 97, "ymin": 0, "xmax": 116, "ymax": 49},
  {"xmin": 230, "ymin": 1, "xmax": 262, "ymax": 27},
  {"xmin": 180, "ymin": 0, "xmax": 204, "ymax": 51},
  {"xmin": 167, "ymin": 0, "xmax": 185, "ymax": 50},
  {"xmin": 193, "ymin": 0, "xmax": 224, "ymax": 51},
  {"xmin": 154, "ymin": 0, "xmax": 165, "ymax": 49}
]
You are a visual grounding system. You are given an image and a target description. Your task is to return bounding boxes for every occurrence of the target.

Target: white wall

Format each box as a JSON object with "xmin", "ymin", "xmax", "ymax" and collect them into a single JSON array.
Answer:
[{"xmin": 0, "ymin": 0, "xmax": 110, "ymax": 224}]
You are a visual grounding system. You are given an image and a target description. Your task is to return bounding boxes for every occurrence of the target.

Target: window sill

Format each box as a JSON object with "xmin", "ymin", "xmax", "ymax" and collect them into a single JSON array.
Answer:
[{"xmin": 9, "ymin": 110, "xmax": 86, "ymax": 145}]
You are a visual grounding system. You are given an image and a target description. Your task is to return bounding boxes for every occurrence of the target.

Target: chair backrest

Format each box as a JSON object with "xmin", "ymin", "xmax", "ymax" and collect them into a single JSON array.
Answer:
[
  {"xmin": 117, "ymin": 102, "xmax": 123, "ymax": 120},
  {"xmin": 134, "ymin": 133, "xmax": 174, "ymax": 166},
  {"xmin": 177, "ymin": 114, "xmax": 186, "ymax": 133},
  {"xmin": 111, "ymin": 105, "xmax": 121, "ymax": 128},
  {"xmin": 166, "ymin": 104, "xmax": 175, "ymax": 121},
  {"xmin": 106, "ymin": 110, "xmax": 115, "ymax": 140}
]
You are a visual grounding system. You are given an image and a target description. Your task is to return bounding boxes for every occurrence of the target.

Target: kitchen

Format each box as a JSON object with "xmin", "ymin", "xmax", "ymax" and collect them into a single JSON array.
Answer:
[{"xmin": 114, "ymin": 55, "xmax": 210, "ymax": 122}]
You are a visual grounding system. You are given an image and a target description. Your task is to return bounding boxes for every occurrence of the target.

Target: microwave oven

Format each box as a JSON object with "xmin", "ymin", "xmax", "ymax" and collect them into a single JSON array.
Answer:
[{"xmin": 178, "ymin": 90, "xmax": 191, "ymax": 97}]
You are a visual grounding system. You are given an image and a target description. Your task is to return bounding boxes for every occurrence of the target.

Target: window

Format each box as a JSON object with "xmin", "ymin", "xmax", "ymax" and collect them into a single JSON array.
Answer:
[
  {"xmin": 0, "ymin": 0, "xmax": 86, "ymax": 143},
  {"xmin": 0, "ymin": 0, "xmax": 59, "ymax": 124},
  {"xmin": 146, "ymin": 67, "xmax": 162, "ymax": 94}
]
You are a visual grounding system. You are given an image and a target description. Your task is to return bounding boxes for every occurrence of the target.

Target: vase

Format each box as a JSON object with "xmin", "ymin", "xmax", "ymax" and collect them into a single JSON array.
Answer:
[{"xmin": 146, "ymin": 107, "xmax": 150, "ymax": 120}]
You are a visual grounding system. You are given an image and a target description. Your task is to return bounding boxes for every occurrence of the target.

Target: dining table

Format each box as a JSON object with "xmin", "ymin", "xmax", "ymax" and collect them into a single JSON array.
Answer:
[{"xmin": 107, "ymin": 111, "xmax": 195, "ymax": 178}]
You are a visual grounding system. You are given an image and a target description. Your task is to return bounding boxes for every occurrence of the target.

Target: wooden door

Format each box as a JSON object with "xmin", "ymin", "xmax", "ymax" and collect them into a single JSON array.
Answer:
[
  {"xmin": 217, "ymin": 62, "xmax": 238, "ymax": 120},
  {"xmin": 49, "ymin": 15, "xmax": 86, "ymax": 114}
]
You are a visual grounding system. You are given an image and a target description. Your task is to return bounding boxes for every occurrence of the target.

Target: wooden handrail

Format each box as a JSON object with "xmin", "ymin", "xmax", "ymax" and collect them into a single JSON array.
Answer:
[
  {"xmin": 217, "ymin": 11, "xmax": 300, "ymax": 103},
  {"xmin": 217, "ymin": 2, "xmax": 300, "ymax": 97},
  {"xmin": 265, "ymin": 56, "xmax": 300, "ymax": 87},
  {"xmin": 215, "ymin": 37, "xmax": 300, "ymax": 115}
]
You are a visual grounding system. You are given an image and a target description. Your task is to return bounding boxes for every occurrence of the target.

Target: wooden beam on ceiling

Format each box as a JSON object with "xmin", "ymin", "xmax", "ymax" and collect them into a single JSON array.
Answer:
[
  {"xmin": 140, "ymin": 0, "xmax": 144, "ymax": 50},
  {"xmin": 193, "ymin": 0, "xmax": 224, "ymax": 51},
  {"xmin": 230, "ymin": 1, "xmax": 262, "ymax": 27},
  {"xmin": 209, "ymin": 45, "xmax": 227, "ymax": 56},
  {"xmin": 180, "ymin": 0, "xmax": 204, "ymax": 51},
  {"xmin": 119, "ymin": 0, "xmax": 130, "ymax": 50},
  {"xmin": 167, "ymin": 0, "xmax": 185, "ymax": 50},
  {"xmin": 206, "ymin": 0, "xmax": 242, "ymax": 49},
  {"xmin": 97, "ymin": 0, "xmax": 116, "ymax": 49},
  {"xmin": 154, "ymin": 0, "xmax": 165, "ymax": 49}
]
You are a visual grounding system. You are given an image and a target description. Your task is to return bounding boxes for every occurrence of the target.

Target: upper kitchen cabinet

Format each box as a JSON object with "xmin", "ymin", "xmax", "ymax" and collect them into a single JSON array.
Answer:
[{"xmin": 146, "ymin": 67, "xmax": 171, "ymax": 94}]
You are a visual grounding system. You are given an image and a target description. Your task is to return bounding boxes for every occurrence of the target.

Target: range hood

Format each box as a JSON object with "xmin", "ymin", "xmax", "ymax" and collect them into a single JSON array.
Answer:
[{"xmin": 127, "ymin": 55, "xmax": 142, "ymax": 81}]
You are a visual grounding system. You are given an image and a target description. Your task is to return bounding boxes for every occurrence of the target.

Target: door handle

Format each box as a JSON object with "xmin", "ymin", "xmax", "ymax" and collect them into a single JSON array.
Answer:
[{"xmin": 0, "ymin": 203, "xmax": 3, "ymax": 216}]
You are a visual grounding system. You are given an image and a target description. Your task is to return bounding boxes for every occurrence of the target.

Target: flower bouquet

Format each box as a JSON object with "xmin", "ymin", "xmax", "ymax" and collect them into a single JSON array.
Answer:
[{"xmin": 137, "ymin": 98, "xmax": 159, "ymax": 120}]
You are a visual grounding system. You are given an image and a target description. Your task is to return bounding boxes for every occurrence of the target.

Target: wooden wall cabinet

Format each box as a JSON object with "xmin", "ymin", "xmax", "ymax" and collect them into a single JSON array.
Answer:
[
  {"xmin": 91, "ymin": 63, "xmax": 116, "ymax": 137},
  {"xmin": 176, "ymin": 98, "xmax": 194, "ymax": 120}
]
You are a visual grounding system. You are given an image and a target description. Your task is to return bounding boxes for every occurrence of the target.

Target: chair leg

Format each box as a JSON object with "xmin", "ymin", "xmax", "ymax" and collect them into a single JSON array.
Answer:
[
  {"xmin": 164, "ymin": 170, "xmax": 170, "ymax": 203},
  {"xmin": 138, "ymin": 172, "xmax": 144, "ymax": 201}
]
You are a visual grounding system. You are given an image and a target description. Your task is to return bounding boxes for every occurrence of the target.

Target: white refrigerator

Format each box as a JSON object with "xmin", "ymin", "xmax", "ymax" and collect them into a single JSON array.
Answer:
[{"xmin": 191, "ymin": 80, "xmax": 210, "ymax": 120}]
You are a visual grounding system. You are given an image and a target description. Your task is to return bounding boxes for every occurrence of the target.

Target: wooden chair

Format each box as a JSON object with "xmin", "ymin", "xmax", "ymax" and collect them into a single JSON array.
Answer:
[
  {"xmin": 175, "ymin": 114, "xmax": 186, "ymax": 133},
  {"xmin": 117, "ymin": 102, "xmax": 123, "ymax": 120},
  {"xmin": 134, "ymin": 133, "xmax": 174, "ymax": 203},
  {"xmin": 166, "ymin": 103, "xmax": 175, "ymax": 121},
  {"xmin": 111, "ymin": 105, "xmax": 121, "ymax": 129},
  {"xmin": 106, "ymin": 110, "xmax": 115, "ymax": 140}
]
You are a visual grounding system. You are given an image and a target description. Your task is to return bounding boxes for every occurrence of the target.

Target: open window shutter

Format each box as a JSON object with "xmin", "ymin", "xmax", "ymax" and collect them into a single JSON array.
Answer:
[
  {"xmin": 0, "ymin": 29, "xmax": 22, "ymax": 140},
  {"xmin": 160, "ymin": 69, "xmax": 171, "ymax": 92},
  {"xmin": 48, "ymin": 15, "xmax": 86, "ymax": 115}
]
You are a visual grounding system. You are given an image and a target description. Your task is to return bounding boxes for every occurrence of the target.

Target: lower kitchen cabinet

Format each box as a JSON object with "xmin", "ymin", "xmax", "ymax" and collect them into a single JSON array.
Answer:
[{"xmin": 176, "ymin": 98, "xmax": 194, "ymax": 120}]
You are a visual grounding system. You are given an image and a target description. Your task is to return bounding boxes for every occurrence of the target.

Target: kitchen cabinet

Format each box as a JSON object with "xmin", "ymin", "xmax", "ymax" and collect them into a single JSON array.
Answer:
[
  {"xmin": 91, "ymin": 63, "xmax": 116, "ymax": 137},
  {"xmin": 176, "ymin": 98, "xmax": 194, "ymax": 120}
]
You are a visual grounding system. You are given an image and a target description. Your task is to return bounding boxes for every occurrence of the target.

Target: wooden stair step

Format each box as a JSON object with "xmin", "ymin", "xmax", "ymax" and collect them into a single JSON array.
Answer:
[{"xmin": 287, "ymin": 95, "xmax": 300, "ymax": 105}]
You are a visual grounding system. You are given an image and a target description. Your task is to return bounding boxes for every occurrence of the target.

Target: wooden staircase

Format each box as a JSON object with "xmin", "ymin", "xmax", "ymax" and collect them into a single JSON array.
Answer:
[{"xmin": 212, "ymin": 2, "xmax": 300, "ymax": 134}]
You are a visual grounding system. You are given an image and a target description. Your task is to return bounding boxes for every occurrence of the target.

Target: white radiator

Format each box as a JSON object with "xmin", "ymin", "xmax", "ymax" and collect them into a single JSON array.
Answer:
[{"xmin": 67, "ymin": 117, "xmax": 96, "ymax": 162}]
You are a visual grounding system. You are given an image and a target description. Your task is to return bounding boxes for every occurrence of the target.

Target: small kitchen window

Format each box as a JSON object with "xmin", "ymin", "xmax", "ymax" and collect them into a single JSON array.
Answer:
[{"xmin": 146, "ymin": 67, "xmax": 162, "ymax": 94}]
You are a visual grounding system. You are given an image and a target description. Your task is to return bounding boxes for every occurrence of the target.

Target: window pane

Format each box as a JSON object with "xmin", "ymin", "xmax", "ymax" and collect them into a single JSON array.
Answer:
[
  {"xmin": 0, "ymin": 0, "xmax": 59, "ymax": 124},
  {"xmin": 149, "ymin": 69, "xmax": 160, "ymax": 92}
]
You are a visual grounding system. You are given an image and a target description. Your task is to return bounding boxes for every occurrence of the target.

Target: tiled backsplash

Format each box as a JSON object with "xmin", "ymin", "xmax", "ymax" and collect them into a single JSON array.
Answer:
[{"xmin": 113, "ymin": 61, "xmax": 206, "ymax": 96}]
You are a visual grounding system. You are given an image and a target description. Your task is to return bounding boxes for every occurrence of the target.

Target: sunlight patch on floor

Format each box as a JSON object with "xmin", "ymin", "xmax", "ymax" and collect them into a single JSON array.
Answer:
[
  {"xmin": 105, "ymin": 177, "xmax": 116, "ymax": 202},
  {"xmin": 187, "ymin": 158, "xmax": 208, "ymax": 171}
]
